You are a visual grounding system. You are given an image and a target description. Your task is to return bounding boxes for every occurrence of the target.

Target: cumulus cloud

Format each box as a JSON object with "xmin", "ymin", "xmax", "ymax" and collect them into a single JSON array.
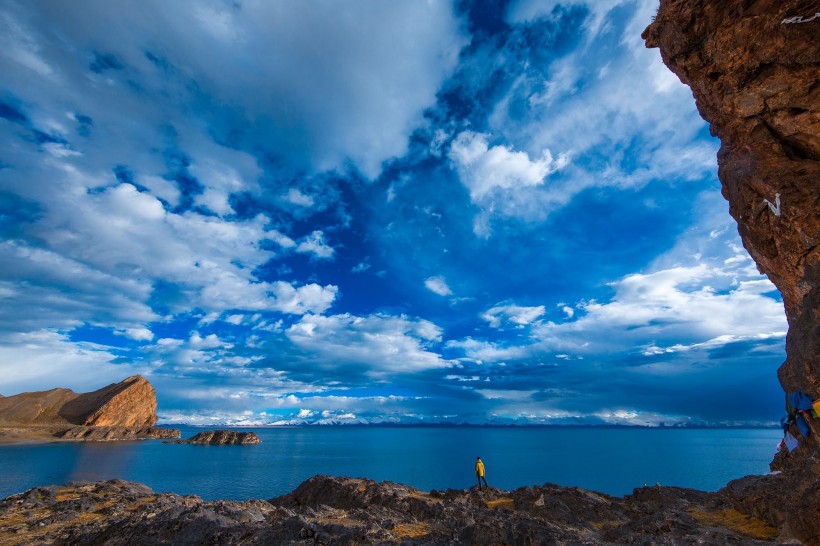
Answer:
[
  {"xmin": 287, "ymin": 313, "xmax": 451, "ymax": 375},
  {"xmin": 481, "ymin": 304, "xmax": 546, "ymax": 328},
  {"xmin": 122, "ymin": 328, "xmax": 154, "ymax": 341},
  {"xmin": 453, "ymin": 191, "xmax": 787, "ymax": 366},
  {"xmin": 436, "ymin": 0, "xmax": 718, "ymax": 236},
  {"xmin": 449, "ymin": 130, "xmax": 569, "ymax": 200},
  {"xmin": 0, "ymin": 330, "xmax": 144, "ymax": 394},
  {"xmin": 296, "ymin": 230, "xmax": 335, "ymax": 260},
  {"xmin": 1, "ymin": 0, "xmax": 465, "ymax": 179},
  {"xmin": 424, "ymin": 276, "xmax": 453, "ymax": 297}
]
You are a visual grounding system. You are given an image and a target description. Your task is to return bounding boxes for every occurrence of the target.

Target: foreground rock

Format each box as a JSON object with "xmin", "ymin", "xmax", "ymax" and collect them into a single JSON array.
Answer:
[
  {"xmin": 0, "ymin": 476, "xmax": 783, "ymax": 545},
  {"xmin": 644, "ymin": 1, "xmax": 819, "ymax": 543},
  {"xmin": 168, "ymin": 430, "xmax": 262, "ymax": 445},
  {"xmin": 0, "ymin": 376, "xmax": 180, "ymax": 442}
]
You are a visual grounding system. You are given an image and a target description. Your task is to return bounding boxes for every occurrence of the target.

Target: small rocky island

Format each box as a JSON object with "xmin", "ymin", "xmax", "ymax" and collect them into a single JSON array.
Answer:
[
  {"xmin": 0, "ymin": 375, "xmax": 179, "ymax": 443},
  {"xmin": 168, "ymin": 430, "xmax": 262, "ymax": 445}
]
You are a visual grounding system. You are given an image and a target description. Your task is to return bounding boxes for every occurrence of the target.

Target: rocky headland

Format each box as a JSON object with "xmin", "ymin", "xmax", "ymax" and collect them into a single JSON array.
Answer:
[
  {"xmin": 167, "ymin": 430, "xmax": 262, "ymax": 445},
  {"xmin": 0, "ymin": 376, "xmax": 179, "ymax": 443},
  {"xmin": 0, "ymin": 476, "xmax": 785, "ymax": 545},
  {"xmin": 644, "ymin": 0, "xmax": 819, "ymax": 543}
]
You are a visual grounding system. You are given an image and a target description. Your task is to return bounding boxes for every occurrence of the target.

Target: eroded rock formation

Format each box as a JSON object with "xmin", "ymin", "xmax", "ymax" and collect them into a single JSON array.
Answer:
[
  {"xmin": 169, "ymin": 430, "xmax": 262, "ymax": 445},
  {"xmin": 644, "ymin": 1, "xmax": 819, "ymax": 543},
  {"xmin": 0, "ymin": 477, "xmax": 782, "ymax": 545},
  {"xmin": 0, "ymin": 376, "xmax": 178, "ymax": 442}
]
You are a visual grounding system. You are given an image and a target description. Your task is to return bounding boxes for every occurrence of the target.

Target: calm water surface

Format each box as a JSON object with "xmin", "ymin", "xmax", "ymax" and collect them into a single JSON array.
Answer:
[{"xmin": 0, "ymin": 426, "xmax": 780, "ymax": 501}]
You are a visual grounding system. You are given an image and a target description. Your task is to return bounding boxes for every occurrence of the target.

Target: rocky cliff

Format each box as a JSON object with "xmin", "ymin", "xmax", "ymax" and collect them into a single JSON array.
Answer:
[
  {"xmin": 0, "ymin": 375, "xmax": 177, "ymax": 442},
  {"xmin": 643, "ymin": 0, "xmax": 819, "ymax": 543},
  {"xmin": 0, "ymin": 477, "xmax": 783, "ymax": 545}
]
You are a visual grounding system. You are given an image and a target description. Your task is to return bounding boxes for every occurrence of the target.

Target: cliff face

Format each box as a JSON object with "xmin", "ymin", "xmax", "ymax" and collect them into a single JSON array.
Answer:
[
  {"xmin": 0, "ymin": 375, "xmax": 158, "ymax": 428},
  {"xmin": 644, "ymin": 1, "xmax": 819, "ymax": 542},
  {"xmin": 643, "ymin": 0, "xmax": 819, "ymax": 398}
]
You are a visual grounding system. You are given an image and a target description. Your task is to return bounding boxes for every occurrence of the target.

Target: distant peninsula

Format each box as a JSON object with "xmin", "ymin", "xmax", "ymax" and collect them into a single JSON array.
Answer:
[{"xmin": 0, "ymin": 375, "xmax": 179, "ymax": 443}]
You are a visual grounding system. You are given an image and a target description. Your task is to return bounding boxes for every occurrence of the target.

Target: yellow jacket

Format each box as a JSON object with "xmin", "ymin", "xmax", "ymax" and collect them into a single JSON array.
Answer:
[{"xmin": 475, "ymin": 459, "xmax": 485, "ymax": 477}]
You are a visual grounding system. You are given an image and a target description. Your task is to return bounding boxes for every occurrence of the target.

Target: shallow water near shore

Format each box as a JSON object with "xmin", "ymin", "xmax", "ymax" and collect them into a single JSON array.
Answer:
[{"xmin": 0, "ymin": 426, "xmax": 780, "ymax": 501}]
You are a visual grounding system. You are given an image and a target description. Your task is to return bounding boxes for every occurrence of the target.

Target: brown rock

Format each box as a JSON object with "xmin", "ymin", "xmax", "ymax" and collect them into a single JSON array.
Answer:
[
  {"xmin": 0, "ymin": 477, "xmax": 782, "ymax": 545},
  {"xmin": 644, "ymin": 1, "xmax": 819, "ymax": 542},
  {"xmin": 54, "ymin": 426, "xmax": 180, "ymax": 442},
  {"xmin": 171, "ymin": 430, "xmax": 262, "ymax": 445},
  {"xmin": 0, "ymin": 375, "xmax": 158, "ymax": 428}
]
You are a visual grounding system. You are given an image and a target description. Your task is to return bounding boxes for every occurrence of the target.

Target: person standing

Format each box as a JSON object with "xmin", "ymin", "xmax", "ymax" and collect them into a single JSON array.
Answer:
[{"xmin": 475, "ymin": 456, "xmax": 488, "ymax": 489}]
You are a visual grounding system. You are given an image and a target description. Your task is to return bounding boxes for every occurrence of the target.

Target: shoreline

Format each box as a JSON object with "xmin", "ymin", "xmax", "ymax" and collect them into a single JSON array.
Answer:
[{"xmin": 0, "ymin": 425, "xmax": 180, "ymax": 445}]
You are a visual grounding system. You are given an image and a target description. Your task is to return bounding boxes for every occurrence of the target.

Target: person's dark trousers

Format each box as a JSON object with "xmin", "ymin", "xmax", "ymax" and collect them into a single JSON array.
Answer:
[{"xmin": 477, "ymin": 476, "xmax": 488, "ymax": 489}]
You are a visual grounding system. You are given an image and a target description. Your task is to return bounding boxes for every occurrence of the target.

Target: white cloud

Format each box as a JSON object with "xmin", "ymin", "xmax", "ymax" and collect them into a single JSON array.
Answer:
[
  {"xmin": 482, "ymin": 0, "xmax": 716, "ymax": 225},
  {"xmin": 123, "ymin": 328, "xmax": 154, "ymax": 341},
  {"xmin": 452, "ymin": 191, "xmax": 787, "ymax": 364},
  {"xmin": 4, "ymin": 0, "xmax": 465, "ymax": 179},
  {"xmin": 296, "ymin": 230, "xmax": 335, "ymax": 260},
  {"xmin": 286, "ymin": 188, "xmax": 314, "ymax": 207},
  {"xmin": 287, "ymin": 313, "xmax": 451, "ymax": 374},
  {"xmin": 267, "ymin": 230, "xmax": 297, "ymax": 249},
  {"xmin": 0, "ymin": 330, "xmax": 145, "ymax": 394},
  {"xmin": 352, "ymin": 261, "xmax": 371, "ymax": 274},
  {"xmin": 449, "ymin": 130, "xmax": 568, "ymax": 200},
  {"xmin": 476, "ymin": 389, "xmax": 537, "ymax": 401},
  {"xmin": 424, "ymin": 276, "xmax": 453, "ymax": 297},
  {"xmin": 482, "ymin": 304, "xmax": 546, "ymax": 328}
]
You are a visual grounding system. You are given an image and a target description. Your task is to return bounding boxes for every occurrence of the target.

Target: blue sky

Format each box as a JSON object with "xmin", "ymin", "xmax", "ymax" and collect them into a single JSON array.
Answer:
[{"xmin": 0, "ymin": 0, "xmax": 786, "ymax": 426}]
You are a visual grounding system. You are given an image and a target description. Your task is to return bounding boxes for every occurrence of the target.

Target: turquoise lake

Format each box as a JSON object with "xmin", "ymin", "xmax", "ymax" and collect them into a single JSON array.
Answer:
[{"xmin": 0, "ymin": 426, "xmax": 781, "ymax": 501}]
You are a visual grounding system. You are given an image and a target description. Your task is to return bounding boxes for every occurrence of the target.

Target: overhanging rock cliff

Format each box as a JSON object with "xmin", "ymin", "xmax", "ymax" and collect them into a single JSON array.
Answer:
[{"xmin": 644, "ymin": 0, "xmax": 818, "ymax": 542}]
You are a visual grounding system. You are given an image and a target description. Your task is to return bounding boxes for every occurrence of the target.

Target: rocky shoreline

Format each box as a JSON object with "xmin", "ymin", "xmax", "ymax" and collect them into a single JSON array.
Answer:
[
  {"xmin": 0, "ymin": 425, "xmax": 182, "ymax": 445},
  {"xmin": 0, "ymin": 475, "xmax": 789, "ymax": 545}
]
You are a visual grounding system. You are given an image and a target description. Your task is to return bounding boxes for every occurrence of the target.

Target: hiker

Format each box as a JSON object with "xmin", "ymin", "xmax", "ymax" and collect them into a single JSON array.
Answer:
[{"xmin": 475, "ymin": 456, "xmax": 488, "ymax": 489}]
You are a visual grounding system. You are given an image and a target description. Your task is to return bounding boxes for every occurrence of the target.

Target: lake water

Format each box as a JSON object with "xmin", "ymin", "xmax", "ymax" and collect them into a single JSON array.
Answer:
[{"xmin": 0, "ymin": 426, "xmax": 781, "ymax": 501}]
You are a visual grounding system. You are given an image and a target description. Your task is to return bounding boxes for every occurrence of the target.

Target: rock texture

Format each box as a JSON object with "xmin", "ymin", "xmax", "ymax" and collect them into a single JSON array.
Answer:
[
  {"xmin": 0, "ymin": 376, "xmax": 178, "ymax": 442},
  {"xmin": 643, "ymin": 1, "xmax": 819, "ymax": 543},
  {"xmin": 54, "ymin": 426, "xmax": 180, "ymax": 442},
  {"xmin": 0, "ymin": 477, "xmax": 783, "ymax": 545},
  {"xmin": 169, "ymin": 430, "xmax": 262, "ymax": 445}
]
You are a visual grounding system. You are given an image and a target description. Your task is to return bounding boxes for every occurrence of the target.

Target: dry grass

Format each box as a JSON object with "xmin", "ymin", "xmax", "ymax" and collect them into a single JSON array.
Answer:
[
  {"xmin": 54, "ymin": 488, "xmax": 82, "ymax": 502},
  {"xmin": 393, "ymin": 522, "xmax": 432, "ymax": 538},
  {"xmin": 0, "ymin": 509, "xmax": 55, "ymax": 546},
  {"xmin": 689, "ymin": 508, "xmax": 778, "ymax": 540},
  {"xmin": 486, "ymin": 497, "xmax": 516, "ymax": 510},
  {"xmin": 590, "ymin": 520, "xmax": 620, "ymax": 530},
  {"xmin": 73, "ymin": 512, "xmax": 106, "ymax": 524},
  {"xmin": 124, "ymin": 495, "xmax": 158, "ymax": 514},
  {"xmin": 410, "ymin": 491, "xmax": 442, "ymax": 503},
  {"xmin": 312, "ymin": 516, "xmax": 365, "ymax": 528}
]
